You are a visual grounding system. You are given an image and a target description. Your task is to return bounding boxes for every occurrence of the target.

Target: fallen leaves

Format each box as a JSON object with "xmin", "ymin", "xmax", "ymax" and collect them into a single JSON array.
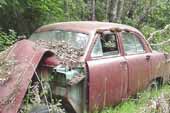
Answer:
[
  {"xmin": 140, "ymin": 93, "xmax": 170, "ymax": 113},
  {"xmin": 34, "ymin": 40, "xmax": 84, "ymax": 67},
  {"xmin": 0, "ymin": 47, "xmax": 17, "ymax": 85}
]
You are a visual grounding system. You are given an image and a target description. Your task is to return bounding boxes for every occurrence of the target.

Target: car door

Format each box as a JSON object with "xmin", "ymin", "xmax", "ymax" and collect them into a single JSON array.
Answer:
[
  {"xmin": 87, "ymin": 31, "xmax": 128, "ymax": 112},
  {"xmin": 121, "ymin": 31, "xmax": 151, "ymax": 96}
]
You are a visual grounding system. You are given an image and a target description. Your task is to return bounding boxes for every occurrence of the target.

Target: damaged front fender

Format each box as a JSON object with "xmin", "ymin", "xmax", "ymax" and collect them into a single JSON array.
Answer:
[{"xmin": 0, "ymin": 40, "xmax": 53, "ymax": 113}]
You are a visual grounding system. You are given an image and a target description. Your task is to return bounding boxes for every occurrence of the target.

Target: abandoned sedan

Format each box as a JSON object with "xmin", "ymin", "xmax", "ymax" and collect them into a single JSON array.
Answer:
[{"xmin": 0, "ymin": 22, "xmax": 170, "ymax": 113}]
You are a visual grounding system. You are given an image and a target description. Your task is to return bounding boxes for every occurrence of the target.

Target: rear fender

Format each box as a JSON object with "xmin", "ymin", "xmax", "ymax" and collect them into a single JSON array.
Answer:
[{"xmin": 164, "ymin": 53, "xmax": 170, "ymax": 82}]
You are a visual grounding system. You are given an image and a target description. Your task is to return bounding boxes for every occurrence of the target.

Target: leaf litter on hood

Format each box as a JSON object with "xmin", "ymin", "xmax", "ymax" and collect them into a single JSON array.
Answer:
[{"xmin": 34, "ymin": 40, "xmax": 84, "ymax": 67}]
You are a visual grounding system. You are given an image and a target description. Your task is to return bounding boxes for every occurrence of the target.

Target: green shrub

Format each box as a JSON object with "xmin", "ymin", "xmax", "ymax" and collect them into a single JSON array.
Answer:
[{"xmin": 0, "ymin": 29, "xmax": 17, "ymax": 51}]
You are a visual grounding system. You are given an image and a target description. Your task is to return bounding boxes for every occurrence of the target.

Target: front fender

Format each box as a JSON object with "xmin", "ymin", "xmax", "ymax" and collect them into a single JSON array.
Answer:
[{"xmin": 0, "ymin": 40, "xmax": 52, "ymax": 113}]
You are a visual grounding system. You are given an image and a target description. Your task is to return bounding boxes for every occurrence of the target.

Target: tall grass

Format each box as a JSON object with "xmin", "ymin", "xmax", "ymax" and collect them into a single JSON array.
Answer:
[{"xmin": 97, "ymin": 84, "xmax": 170, "ymax": 113}]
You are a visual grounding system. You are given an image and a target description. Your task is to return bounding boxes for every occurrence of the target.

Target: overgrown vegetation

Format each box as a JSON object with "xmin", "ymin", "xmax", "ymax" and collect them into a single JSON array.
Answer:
[
  {"xmin": 35, "ymin": 40, "xmax": 84, "ymax": 67},
  {"xmin": 0, "ymin": 30, "xmax": 16, "ymax": 51},
  {"xmin": 0, "ymin": 0, "xmax": 170, "ymax": 113},
  {"xmin": 19, "ymin": 79, "xmax": 65, "ymax": 113},
  {"xmin": 0, "ymin": 0, "xmax": 170, "ymax": 51},
  {"xmin": 100, "ymin": 84, "xmax": 170, "ymax": 113}
]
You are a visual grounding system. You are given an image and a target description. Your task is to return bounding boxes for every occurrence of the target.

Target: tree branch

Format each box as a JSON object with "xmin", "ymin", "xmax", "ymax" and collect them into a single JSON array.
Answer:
[
  {"xmin": 150, "ymin": 38, "xmax": 170, "ymax": 46},
  {"xmin": 147, "ymin": 24, "xmax": 170, "ymax": 42}
]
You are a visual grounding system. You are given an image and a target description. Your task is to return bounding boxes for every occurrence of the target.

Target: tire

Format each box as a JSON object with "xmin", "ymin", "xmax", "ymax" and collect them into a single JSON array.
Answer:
[{"xmin": 147, "ymin": 80, "xmax": 159, "ymax": 91}]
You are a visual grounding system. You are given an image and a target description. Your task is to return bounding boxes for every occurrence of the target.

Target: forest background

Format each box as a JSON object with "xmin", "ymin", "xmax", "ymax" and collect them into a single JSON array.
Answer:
[{"xmin": 0, "ymin": 0, "xmax": 170, "ymax": 52}]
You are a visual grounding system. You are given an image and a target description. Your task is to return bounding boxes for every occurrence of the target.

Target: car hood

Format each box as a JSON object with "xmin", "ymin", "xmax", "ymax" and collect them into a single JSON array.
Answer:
[{"xmin": 0, "ymin": 40, "xmax": 53, "ymax": 113}]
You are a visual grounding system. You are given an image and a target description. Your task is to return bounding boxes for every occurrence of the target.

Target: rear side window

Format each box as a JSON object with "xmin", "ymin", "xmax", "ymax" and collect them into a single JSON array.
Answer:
[
  {"xmin": 91, "ymin": 33, "xmax": 119, "ymax": 57},
  {"xmin": 122, "ymin": 32, "xmax": 145, "ymax": 55}
]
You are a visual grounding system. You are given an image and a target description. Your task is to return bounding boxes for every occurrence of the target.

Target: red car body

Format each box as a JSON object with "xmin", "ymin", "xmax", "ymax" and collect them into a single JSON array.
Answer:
[{"xmin": 0, "ymin": 21, "xmax": 170, "ymax": 113}]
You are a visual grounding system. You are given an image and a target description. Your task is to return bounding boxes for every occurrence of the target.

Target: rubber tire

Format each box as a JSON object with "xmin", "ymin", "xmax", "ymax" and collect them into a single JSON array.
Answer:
[{"xmin": 147, "ymin": 80, "xmax": 159, "ymax": 91}]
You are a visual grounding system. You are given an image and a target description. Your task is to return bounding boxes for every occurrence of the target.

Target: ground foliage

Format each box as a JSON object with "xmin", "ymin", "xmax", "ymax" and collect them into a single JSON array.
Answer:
[
  {"xmin": 100, "ymin": 84, "xmax": 170, "ymax": 113},
  {"xmin": 19, "ymin": 80, "xmax": 65, "ymax": 113}
]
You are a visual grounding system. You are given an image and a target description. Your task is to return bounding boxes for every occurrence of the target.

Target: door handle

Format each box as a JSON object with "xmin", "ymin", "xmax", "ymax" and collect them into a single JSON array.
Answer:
[
  {"xmin": 146, "ymin": 55, "xmax": 151, "ymax": 61},
  {"xmin": 120, "ymin": 61, "xmax": 127, "ymax": 65},
  {"xmin": 120, "ymin": 60, "xmax": 127, "ymax": 70}
]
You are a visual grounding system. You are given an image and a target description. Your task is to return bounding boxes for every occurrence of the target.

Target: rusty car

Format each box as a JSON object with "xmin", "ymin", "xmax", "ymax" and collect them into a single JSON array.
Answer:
[{"xmin": 0, "ymin": 21, "xmax": 170, "ymax": 113}]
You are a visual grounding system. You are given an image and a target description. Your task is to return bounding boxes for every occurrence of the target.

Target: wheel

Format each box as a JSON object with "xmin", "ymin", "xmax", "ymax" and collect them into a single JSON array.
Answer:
[{"xmin": 147, "ymin": 80, "xmax": 159, "ymax": 91}]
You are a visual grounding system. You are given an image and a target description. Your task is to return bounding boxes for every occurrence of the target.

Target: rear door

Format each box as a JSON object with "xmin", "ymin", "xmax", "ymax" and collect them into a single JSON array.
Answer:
[
  {"xmin": 87, "ymin": 32, "xmax": 128, "ymax": 112},
  {"xmin": 120, "ymin": 31, "xmax": 151, "ymax": 96}
]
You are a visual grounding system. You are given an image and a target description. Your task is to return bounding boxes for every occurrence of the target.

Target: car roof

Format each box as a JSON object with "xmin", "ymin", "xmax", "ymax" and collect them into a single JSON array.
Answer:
[{"xmin": 35, "ymin": 21, "xmax": 141, "ymax": 35}]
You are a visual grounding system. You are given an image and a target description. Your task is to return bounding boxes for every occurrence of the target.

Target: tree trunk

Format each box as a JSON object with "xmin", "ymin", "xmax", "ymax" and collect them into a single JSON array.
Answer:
[
  {"xmin": 117, "ymin": 0, "xmax": 124, "ymax": 20},
  {"xmin": 85, "ymin": 0, "xmax": 92, "ymax": 20},
  {"xmin": 127, "ymin": 0, "xmax": 137, "ymax": 19},
  {"xmin": 105, "ymin": 0, "xmax": 110, "ymax": 21},
  {"xmin": 109, "ymin": 0, "xmax": 119, "ymax": 22},
  {"xmin": 92, "ymin": 0, "xmax": 96, "ymax": 21},
  {"xmin": 64, "ymin": 0, "xmax": 69, "ymax": 21}
]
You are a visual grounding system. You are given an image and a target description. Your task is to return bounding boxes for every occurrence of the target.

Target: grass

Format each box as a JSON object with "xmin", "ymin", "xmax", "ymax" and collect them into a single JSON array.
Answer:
[{"xmin": 97, "ymin": 84, "xmax": 170, "ymax": 113}]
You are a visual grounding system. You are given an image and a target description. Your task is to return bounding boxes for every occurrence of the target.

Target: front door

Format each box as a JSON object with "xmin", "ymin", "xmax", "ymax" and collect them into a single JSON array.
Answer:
[{"xmin": 87, "ymin": 32, "xmax": 128, "ymax": 112}]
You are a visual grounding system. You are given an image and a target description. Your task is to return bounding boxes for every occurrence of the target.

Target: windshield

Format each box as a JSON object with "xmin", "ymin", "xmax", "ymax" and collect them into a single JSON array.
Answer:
[{"xmin": 30, "ymin": 30, "xmax": 89, "ymax": 50}]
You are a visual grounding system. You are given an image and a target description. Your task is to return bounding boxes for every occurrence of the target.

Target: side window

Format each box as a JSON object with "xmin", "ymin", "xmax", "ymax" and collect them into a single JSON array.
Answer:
[
  {"xmin": 122, "ymin": 32, "xmax": 145, "ymax": 55},
  {"xmin": 91, "ymin": 38, "xmax": 103, "ymax": 57},
  {"xmin": 91, "ymin": 33, "xmax": 119, "ymax": 57}
]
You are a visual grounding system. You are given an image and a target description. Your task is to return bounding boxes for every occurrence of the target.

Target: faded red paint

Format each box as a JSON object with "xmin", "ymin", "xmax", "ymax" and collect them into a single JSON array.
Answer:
[
  {"xmin": 84, "ymin": 22, "xmax": 168, "ymax": 112},
  {"xmin": 85, "ymin": 23, "xmax": 168, "ymax": 112},
  {"xmin": 0, "ymin": 40, "xmax": 52, "ymax": 113},
  {"xmin": 1, "ymin": 22, "xmax": 170, "ymax": 113},
  {"xmin": 44, "ymin": 56, "xmax": 61, "ymax": 66},
  {"xmin": 87, "ymin": 56, "xmax": 128, "ymax": 109}
]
